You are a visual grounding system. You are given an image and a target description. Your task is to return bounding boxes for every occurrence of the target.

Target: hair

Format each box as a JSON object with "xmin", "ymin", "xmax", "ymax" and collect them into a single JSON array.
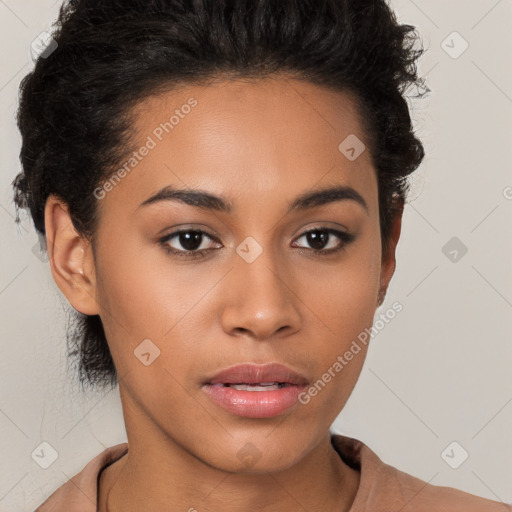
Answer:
[{"xmin": 12, "ymin": 0, "xmax": 428, "ymax": 392}]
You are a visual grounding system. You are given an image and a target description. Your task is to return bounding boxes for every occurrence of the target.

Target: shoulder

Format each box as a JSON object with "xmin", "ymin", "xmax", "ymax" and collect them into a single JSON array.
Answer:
[
  {"xmin": 331, "ymin": 434, "xmax": 511, "ymax": 512},
  {"xmin": 34, "ymin": 442, "xmax": 129, "ymax": 512},
  {"xmin": 390, "ymin": 465, "xmax": 511, "ymax": 511}
]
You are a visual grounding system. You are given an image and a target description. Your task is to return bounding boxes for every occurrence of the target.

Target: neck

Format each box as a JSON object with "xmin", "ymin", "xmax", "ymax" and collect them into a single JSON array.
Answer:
[
  {"xmin": 98, "ymin": 391, "xmax": 360, "ymax": 512},
  {"xmin": 100, "ymin": 438, "xmax": 359, "ymax": 512}
]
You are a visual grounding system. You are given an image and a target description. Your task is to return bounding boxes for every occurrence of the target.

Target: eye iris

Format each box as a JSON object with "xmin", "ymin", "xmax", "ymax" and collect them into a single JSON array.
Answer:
[
  {"xmin": 180, "ymin": 231, "xmax": 203, "ymax": 251},
  {"xmin": 307, "ymin": 230, "xmax": 328, "ymax": 250}
]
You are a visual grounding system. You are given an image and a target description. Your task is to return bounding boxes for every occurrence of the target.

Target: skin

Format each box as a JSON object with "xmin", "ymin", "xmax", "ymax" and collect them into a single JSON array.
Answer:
[{"xmin": 44, "ymin": 75, "xmax": 402, "ymax": 512}]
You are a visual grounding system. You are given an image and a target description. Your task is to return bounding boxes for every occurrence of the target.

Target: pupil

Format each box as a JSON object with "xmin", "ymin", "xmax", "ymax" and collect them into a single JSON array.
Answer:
[
  {"xmin": 308, "ymin": 230, "xmax": 328, "ymax": 250},
  {"xmin": 180, "ymin": 231, "xmax": 202, "ymax": 251}
]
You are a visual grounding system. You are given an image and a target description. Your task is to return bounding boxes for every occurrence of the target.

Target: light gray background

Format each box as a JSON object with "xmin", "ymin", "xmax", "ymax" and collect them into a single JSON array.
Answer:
[{"xmin": 1, "ymin": 1, "xmax": 511, "ymax": 510}]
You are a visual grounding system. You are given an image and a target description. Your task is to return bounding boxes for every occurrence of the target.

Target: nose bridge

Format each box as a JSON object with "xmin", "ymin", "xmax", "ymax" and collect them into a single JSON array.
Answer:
[
  {"xmin": 221, "ymin": 236, "xmax": 301, "ymax": 338},
  {"xmin": 239, "ymin": 242, "xmax": 284, "ymax": 298}
]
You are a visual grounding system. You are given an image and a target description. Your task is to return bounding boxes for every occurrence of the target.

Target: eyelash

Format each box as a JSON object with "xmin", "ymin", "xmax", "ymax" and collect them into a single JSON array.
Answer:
[{"xmin": 158, "ymin": 227, "xmax": 355, "ymax": 260}]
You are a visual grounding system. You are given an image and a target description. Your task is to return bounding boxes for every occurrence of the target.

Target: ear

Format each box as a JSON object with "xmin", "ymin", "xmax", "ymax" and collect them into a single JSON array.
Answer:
[
  {"xmin": 377, "ymin": 200, "xmax": 403, "ymax": 307},
  {"xmin": 44, "ymin": 195, "xmax": 100, "ymax": 316}
]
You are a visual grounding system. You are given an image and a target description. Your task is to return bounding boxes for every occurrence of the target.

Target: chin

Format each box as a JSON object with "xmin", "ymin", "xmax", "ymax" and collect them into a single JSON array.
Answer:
[
  {"xmin": 195, "ymin": 431, "xmax": 314, "ymax": 475},
  {"xmin": 208, "ymin": 450, "xmax": 302, "ymax": 475}
]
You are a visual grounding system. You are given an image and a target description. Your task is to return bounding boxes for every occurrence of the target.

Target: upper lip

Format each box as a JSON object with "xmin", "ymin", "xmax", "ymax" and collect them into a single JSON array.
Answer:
[{"xmin": 204, "ymin": 363, "xmax": 309, "ymax": 386}]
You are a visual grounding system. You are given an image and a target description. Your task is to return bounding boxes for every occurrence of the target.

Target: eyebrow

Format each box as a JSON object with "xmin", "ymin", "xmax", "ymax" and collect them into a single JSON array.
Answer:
[{"xmin": 137, "ymin": 184, "xmax": 368, "ymax": 214}]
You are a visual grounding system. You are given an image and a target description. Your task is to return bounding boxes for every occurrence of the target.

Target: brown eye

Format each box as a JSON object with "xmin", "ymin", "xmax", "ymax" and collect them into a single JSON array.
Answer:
[
  {"xmin": 159, "ymin": 229, "xmax": 220, "ymax": 259},
  {"xmin": 292, "ymin": 228, "xmax": 355, "ymax": 255}
]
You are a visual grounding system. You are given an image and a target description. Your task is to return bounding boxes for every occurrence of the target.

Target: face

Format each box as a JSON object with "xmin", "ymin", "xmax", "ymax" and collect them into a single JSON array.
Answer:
[{"xmin": 47, "ymin": 75, "xmax": 400, "ymax": 473}]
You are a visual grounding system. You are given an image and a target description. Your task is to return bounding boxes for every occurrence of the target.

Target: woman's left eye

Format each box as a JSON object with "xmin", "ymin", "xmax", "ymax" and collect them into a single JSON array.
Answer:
[
  {"xmin": 292, "ymin": 228, "xmax": 355, "ymax": 256},
  {"xmin": 159, "ymin": 227, "xmax": 354, "ymax": 259}
]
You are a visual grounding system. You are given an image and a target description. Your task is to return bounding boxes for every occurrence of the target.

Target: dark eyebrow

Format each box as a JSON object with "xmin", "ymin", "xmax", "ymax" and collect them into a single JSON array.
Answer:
[
  {"xmin": 137, "ymin": 184, "xmax": 368, "ymax": 214},
  {"xmin": 137, "ymin": 187, "xmax": 233, "ymax": 213},
  {"xmin": 288, "ymin": 185, "xmax": 368, "ymax": 214}
]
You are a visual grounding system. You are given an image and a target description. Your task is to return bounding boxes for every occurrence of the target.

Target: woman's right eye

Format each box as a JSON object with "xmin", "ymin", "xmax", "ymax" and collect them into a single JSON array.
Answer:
[{"xmin": 159, "ymin": 229, "xmax": 221, "ymax": 259}]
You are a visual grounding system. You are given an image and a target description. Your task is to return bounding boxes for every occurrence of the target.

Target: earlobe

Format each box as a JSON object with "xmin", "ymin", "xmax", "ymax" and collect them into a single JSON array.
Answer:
[
  {"xmin": 377, "ymin": 202, "xmax": 404, "ymax": 306},
  {"xmin": 44, "ymin": 195, "xmax": 100, "ymax": 316}
]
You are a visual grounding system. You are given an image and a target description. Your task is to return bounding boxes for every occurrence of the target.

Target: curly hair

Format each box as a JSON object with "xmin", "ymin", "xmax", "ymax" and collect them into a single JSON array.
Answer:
[{"xmin": 12, "ymin": 0, "xmax": 428, "ymax": 392}]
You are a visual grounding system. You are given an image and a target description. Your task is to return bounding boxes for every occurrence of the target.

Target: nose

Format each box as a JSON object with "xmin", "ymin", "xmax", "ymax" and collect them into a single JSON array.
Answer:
[{"xmin": 220, "ymin": 246, "xmax": 302, "ymax": 341}]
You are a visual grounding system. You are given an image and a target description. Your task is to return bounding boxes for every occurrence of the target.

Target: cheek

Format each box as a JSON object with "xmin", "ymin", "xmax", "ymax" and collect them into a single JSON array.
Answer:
[
  {"xmin": 93, "ymin": 231, "xmax": 165, "ymax": 358},
  {"xmin": 94, "ymin": 235, "xmax": 219, "ymax": 387},
  {"xmin": 94, "ymin": 229, "xmax": 182, "ymax": 332},
  {"xmin": 315, "ymin": 269, "xmax": 377, "ymax": 332},
  {"xmin": 294, "ymin": 232, "xmax": 381, "ymax": 407},
  {"xmin": 300, "ymin": 234, "xmax": 382, "ymax": 342}
]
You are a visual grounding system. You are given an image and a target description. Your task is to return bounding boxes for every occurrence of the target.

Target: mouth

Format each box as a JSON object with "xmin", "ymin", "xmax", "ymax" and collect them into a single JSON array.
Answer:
[{"xmin": 202, "ymin": 363, "xmax": 308, "ymax": 418}]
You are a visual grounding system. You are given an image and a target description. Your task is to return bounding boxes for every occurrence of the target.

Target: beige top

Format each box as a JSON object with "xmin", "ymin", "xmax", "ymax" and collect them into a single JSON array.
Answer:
[{"xmin": 34, "ymin": 434, "xmax": 511, "ymax": 511}]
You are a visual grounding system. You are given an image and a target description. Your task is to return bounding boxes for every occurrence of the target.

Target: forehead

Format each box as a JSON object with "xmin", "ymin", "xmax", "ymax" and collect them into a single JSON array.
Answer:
[{"xmin": 98, "ymin": 76, "xmax": 377, "ymax": 218}]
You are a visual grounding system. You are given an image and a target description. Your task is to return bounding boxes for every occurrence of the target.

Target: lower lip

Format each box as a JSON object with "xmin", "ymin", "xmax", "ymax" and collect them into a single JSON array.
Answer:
[{"xmin": 202, "ymin": 383, "xmax": 307, "ymax": 418}]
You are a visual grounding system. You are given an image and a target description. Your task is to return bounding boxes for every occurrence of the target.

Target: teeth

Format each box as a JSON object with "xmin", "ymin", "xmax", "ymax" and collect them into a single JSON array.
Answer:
[
  {"xmin": 223, "ymin": 382, "xmax": 288, "ymax": 391},
  {"xmin": 231, "ymin": 384, "xmax": 280, "ymax": 391}
]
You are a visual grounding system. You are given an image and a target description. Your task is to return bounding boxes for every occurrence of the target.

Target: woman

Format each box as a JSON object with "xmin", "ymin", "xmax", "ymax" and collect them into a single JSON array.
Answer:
[{"xmin": 12, "ymin": 0, "xmax": 510, "ymax": 510}]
